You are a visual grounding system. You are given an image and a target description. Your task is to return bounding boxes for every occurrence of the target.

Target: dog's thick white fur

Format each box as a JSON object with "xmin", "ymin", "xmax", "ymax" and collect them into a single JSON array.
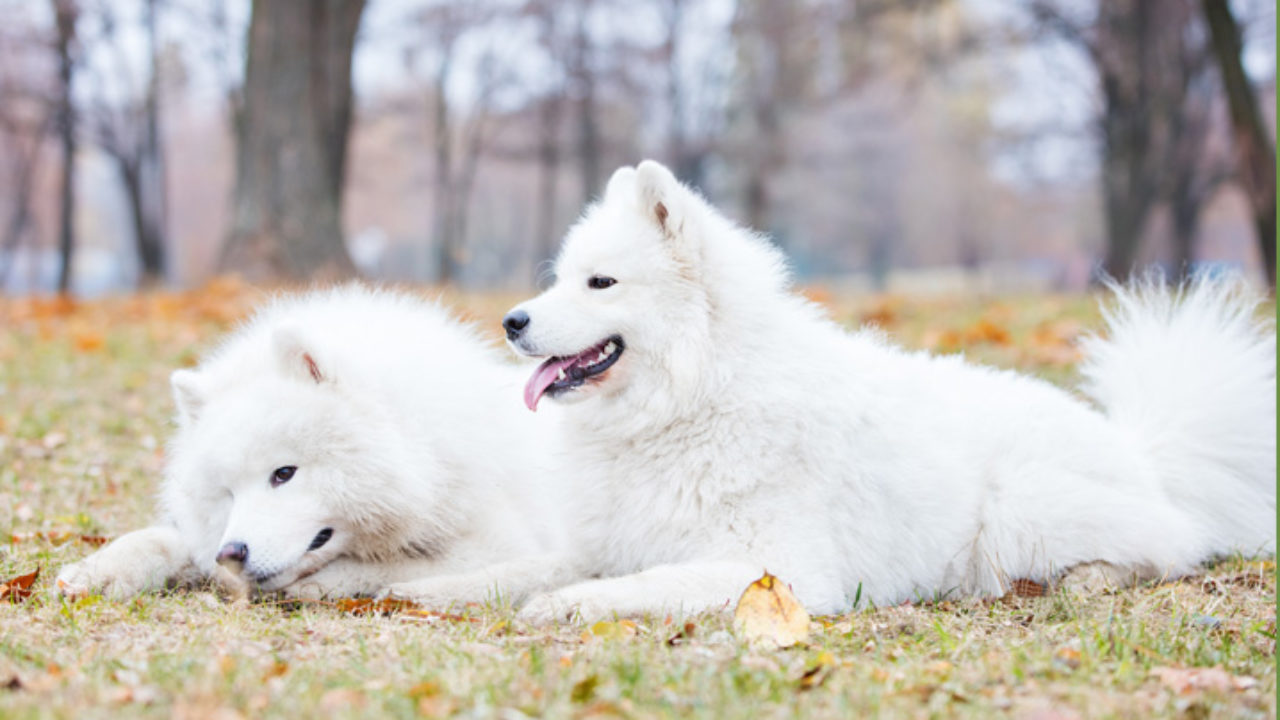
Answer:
[
  {"xmin": 56, "ymin": 286, "xmax": 562, "ymax": 600},
  {"xmin": 398, "ymin": 160, "xmax": 1276, "ymax": 624}
]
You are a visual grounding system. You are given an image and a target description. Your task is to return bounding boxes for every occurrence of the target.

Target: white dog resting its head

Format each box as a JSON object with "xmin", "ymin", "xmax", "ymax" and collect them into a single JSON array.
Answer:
[
  {"xmin": 57, "ymin": 285, "xmax": 561, "ymax": 600},
  {"xmin": 482, "ymin": 160, "xmax": 1276, "ymax": 624}
]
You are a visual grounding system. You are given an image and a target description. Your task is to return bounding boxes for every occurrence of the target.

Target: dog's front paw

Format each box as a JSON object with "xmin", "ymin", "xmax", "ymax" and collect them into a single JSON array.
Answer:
[
  {"xmin": 377, "ymin": 578, "xmax": 476, "ymax": 610},
  {"xmin": 518, "ymin": 589, "xmax": 616, "ymax": 626},
  {"xmin": 54, "ymin": 558, "xmax": 146, "ymax": 600},
  {"xmin": 54, "ymin": 561, "xmax": 92, "ymax": 598},
  {"xmin": 518, "ymin": 591, "xmax": 577, "ymax": 625}
]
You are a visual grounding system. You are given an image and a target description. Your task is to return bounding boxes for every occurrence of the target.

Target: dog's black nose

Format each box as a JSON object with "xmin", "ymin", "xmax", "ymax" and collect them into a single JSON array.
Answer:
[
  {"xmin": 217, "ymin": 541, "xmax": 248, "ymax": 565},
  {"xmin": 503, "ymin": 310, "xmax": 530, "ymax": 340}
]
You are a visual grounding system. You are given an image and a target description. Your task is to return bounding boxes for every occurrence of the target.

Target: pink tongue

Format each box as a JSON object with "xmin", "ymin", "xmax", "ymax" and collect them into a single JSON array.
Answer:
[{"xmin": 524, "ymin": 355, "xmax": 580, "ymax": 411}]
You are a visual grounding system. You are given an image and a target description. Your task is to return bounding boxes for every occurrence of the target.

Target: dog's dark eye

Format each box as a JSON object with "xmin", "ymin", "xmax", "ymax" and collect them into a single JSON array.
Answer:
[
  {"xmin": 270, "ymin": 466, "xmax": 297, "ymax": 487},
  {"xmin": 587, "ymin": 275, "xmax": 617, "ymax": 290}
]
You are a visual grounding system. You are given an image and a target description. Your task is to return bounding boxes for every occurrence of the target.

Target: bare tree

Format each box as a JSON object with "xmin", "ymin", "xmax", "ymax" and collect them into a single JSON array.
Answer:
[
  {"xmin": 1031, "ymin": 0, "xmax": 1221, "ymax": 281},
  {"xmin": 530, "ymin": 0, "xmax": 566, "ymax": 268},
  {"xmin": 51, "ymin": 0, "xmax": 78, "ymax": 294},
  {"xmin": 566, "ymin": 0, "xmax": 603, "ymax": 203},
  {"xmin": 412, "ymin": 1, "xmax": 518, "ymax": 285},
  {"xmin": 0, "ymin": 105, "xmax": 51, "ymax": 288},
  {"xmin": 1201, "ymin": 0, "xmax": 1276, "ymax": 288},
  {"xmin": 730, "ymin": 0, "xmax": 817, "ymax": 237},
  {"xmin": 81, "ymin": 0, "xmax": 170, "ymax": 286},
  {"xmin": 656, "ymin": 0, "xmax": 725, "ymax": 188},
  {"xmin": 221, "ymin": 0, "xmax": 364, "ymax": 281},
  {"xmin": 1166, "ymin": 75, "xmax": 1232, "ymax": 277}
]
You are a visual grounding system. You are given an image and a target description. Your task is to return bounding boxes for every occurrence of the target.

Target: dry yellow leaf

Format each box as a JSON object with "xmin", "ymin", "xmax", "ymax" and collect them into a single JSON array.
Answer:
[
  {"xmin": 589, "ymin": 619, "xmax": 638, "ymax": 641},
  {"xmin": 732, "ymin": 571, "xmax": 810, "ymax": 648}
]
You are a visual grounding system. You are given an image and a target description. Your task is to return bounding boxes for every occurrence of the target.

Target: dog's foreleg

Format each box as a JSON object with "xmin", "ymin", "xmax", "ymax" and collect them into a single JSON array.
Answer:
[
  {"xmin": 378, "ymin": 552, "xmax": 587, "ymax": 609},
  {"xmin": 517, "ymin": 560, "xmax": 762, "ymax": 625},
  {"xmin": 281, "ymin": 557, "xmax": 416, "ymax": 600},
  {"xmin": 55, "ymin": 525, "xmax": 199, "ymax": 599}
]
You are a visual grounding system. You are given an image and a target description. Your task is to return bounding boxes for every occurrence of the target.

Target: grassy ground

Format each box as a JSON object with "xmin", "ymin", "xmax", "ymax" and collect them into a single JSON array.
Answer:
[{"xmin": 0, "ymin": 280, "xmax": 1274, "ymax": 719}]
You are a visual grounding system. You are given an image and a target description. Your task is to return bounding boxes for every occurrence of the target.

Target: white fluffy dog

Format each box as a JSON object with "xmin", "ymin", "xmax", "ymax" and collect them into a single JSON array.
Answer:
[
  {"xmin": 57, "ymin": 286, "xmax": 561, "ymax": 600},
  {"xmin": 394, "ymin": 160, "xmax": 1276, "ymax": 623}
]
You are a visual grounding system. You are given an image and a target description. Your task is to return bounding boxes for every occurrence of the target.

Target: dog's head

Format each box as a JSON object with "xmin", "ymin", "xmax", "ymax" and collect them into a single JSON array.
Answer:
[
  {"xmin": 164, "ymin": 325, "xmax": 439, "ymax": 592},
  {"xmin": 505, "ymin": 160, "xmax": 740, "ymax": 416}
]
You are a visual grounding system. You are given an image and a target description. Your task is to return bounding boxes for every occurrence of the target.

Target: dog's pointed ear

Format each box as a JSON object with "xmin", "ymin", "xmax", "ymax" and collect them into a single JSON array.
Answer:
[
  {"xmin": 170, "ymin": 369, "xmax": 206, "ymax": 425},
  {"xmin": 603, "ymin": 166, "xmax": 636, "ymax": 202},
  {"xmin": 273, "ymin": 326, "xmax": 327, "ymax": 385},
  {"xmin": 635, "ymin": 160, "xmax": 686, "ymax": 240}
]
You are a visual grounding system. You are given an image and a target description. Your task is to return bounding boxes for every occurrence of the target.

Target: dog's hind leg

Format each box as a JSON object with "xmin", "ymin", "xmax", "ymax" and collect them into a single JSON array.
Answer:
[{"xmin": 55, "ymin": 525, "xmax": 198, "ymax": 599}]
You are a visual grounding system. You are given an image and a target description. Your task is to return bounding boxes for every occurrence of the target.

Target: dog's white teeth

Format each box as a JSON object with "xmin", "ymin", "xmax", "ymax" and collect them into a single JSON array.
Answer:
[
  {"xmin": 603, "ymin": 341, "xmax": 616, "ymax": 355},
  {"xmin": 596, "ymin": 352, "xmax": 608, "ymax": 363},
  {"xmin": 557, "ymin": 369, "xmax": 567, "ymax": 381}
]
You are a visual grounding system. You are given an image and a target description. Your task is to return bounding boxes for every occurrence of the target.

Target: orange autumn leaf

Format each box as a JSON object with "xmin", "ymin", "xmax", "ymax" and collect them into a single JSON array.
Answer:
[
  {"xmin": 961, "ymin": 318, "xmax": 1012, "ymax": 346},
  {"xmin": 1009, "ymin": 578, "xmax": 1045, "ymax": 597},
  {"xmin": 921, "ymin": 327, "xmax": 965, "ymax": 352},
  {"xmin": 0, "ymin": 567, "xmax": 40, "ymax": 603},
  {"xmin": 800, "ymin": 285, "xmax": 833, "ymax": 308},
  {"xmin": 10, "ymin": 532, "xmax": 110, "ymax": 547},
  {"xmin": 278, "ymin": 596, "xmax": 477, "ymax": 623},
  {"xmin": 859, "ymin": 299, "xmax": 900, "ymax": 329},
  {"xmin": 70, "ymin": 326, "xmax": 105, "ymax": 352}
]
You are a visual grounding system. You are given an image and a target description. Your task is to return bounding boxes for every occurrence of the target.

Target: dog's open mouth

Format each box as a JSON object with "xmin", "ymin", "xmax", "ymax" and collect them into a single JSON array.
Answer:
[{"xmin": 523, "ymin": 335, "xmax": 624, "ymax": 411}]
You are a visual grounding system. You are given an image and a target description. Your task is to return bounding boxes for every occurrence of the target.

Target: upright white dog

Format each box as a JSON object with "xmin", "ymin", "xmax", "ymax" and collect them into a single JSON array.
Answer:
[
  {"xmin": 57, "ymin": 286, "xmax": 561, "ymax": 600},
  {"xmin": 392, "ymin": 160, "xmax": 1276, "ymax": 623}
]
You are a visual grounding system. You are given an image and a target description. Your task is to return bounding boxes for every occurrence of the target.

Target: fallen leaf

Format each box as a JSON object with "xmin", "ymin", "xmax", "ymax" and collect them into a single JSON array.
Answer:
[
  {"xmin": 1053, "ymin": 647, "xmax": 1082, "ymax": 670},
  {"xmin": 416, "ymin": 695, "xmax": 457, "ymax": 718},
  {"xmin": 860, "ymin": 300, "xmax": 899, "ymax": 329},
  {"xmin": 1009, "ymin": 578, "xmax": 1045, "ymax": 598},
  {"xmin": 798, "ymin": 652, "xmax": 835, "ymax": 691},
  {"xmin": 272, "ymin": 596, "xmax": 477, "ymax": 623},
  {"xmin": 589, "ymin": 619, "xmax": 638, "ymax": 641},
  {"xmin": 9, "ymin": 532, "xmax": 109, "ymax": 547},
  {"xmin": 667, "ymin": 621, "xmax": 697, "ymax": 646},
  {"xmin": 920, "ymin": 328, "xmax": 964, "ymax": 352},
  {"xmin": 570, "ymin": 674, "xmax": 599, "ymax": 703},
  {"xmin": 962, "ymin": 318, "xmax": 1012, "ymax": 346},
  {"xmin": 800, "ymin": 286, "xmax": 832, "ymax": 308},
  {"xmin": 732, "ymin": 571, "xmax": 810, "ymax": 648},
  {"xmin": 261, "ymin": 661, "xmax": 288, "ymax": 681},
  {"xmin": 407, "ymin": 681, "xmax": 441, "ymax": 699},
  {"xmin": 70, "ymin": 325, "xmax": 105, "ymax": 352},
  {"xmin": 0, "ymin": 567, "xmax": 39, "ymax": 603}
]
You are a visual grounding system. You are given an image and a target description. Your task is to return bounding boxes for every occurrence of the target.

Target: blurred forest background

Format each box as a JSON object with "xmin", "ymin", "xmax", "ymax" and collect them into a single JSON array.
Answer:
[{"xmin": 0, "ymin": 0, "xmax": 1274, "ymax": 296}]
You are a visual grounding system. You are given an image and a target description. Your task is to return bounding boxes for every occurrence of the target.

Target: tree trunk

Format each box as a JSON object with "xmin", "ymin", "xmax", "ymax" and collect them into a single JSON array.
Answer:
[
  {"xmin": 1096, "ymin": 0, "xmax": 1157, "ymax": 281},
  {"xmin": 534, "ymin": 96, "xmax": 562, "ymax": 270},
  {"xmin": 52, "ymin": 0, "xmax": 77, "ymax": 294},
  {"xmin": 1201, "ymin": 0, "xmax": 1276, "ymax": 288},
  {"xmin": 571, "ymin": 0, "xmax": 601, "ymax": 203},
  {"xmin": 117, "ymin": 158, "xmax": 166, "ymax": 287},
  {"xmin": 1170, "ymin": 183, "xmax": 1199, "ymax": 279},
  {"xmin": 222, "ymin": 0, "xmax": 364, "ymax": 281},
  {"xmin": 432, "ymin": 52, "xmax": 457, "ymax": 285},
  {"xmin": 0, "ymin": 125, "xmax": 44, "ymax": 286},
  {"xmin": 138, "ymin": 0, "xmax": 167, "ymax": 285}
]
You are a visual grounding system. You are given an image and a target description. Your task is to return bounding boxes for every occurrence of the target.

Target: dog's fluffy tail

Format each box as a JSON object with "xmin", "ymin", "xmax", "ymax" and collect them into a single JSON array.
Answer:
[{"xmin": 1079, "ymin": 273, "xmax": 1276, "ymax": 558}]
